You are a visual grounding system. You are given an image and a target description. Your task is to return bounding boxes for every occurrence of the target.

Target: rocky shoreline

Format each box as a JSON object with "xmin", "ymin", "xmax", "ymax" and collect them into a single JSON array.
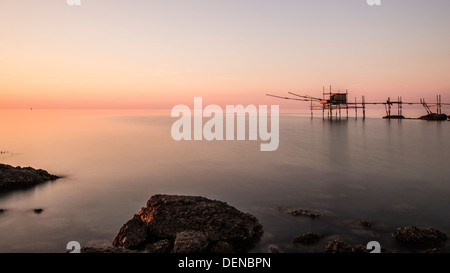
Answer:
[
  {"xmin": 82, "ymin": 195, "xmax": 449, "ymax": 254},
  {"xmin": 0, "ymin": 163, "xmax": 60, "ymax": 193},
  {"xmin": 83, "ymin": 194, "xmax": 263, "ymax": 253}
]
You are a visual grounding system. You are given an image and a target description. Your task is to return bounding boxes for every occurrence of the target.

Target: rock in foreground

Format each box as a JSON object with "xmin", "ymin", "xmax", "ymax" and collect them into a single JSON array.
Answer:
[
  {"xmin": 112, "ymin": 194, "xmax": 263, "ymax": 253},
  {"xmin": 392, "ymin": 226, "xmax": 448, "ymax": 247},
  {"xmin": 0, "ymin": 164, "xmax": 60, "ymax": 192}
]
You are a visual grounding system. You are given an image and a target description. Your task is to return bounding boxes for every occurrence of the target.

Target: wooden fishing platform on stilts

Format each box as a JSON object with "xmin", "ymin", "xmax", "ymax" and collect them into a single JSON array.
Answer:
[{"xmin": 267, "ymin": 86, "xmax": 450, "ymax": 120}]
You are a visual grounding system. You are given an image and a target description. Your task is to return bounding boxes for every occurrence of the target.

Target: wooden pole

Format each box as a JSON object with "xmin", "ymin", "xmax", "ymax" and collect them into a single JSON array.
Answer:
[
  {"xmin": 346, "ymin": 90, "xmax": 348, "ymax": 118},
  {"xmin": 363, "ymin": 96, "xmax": 366, "ymax": 119}
]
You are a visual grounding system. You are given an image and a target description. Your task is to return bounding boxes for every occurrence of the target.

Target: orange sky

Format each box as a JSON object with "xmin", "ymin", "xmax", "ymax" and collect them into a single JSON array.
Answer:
[{"xmin": 1, "ymin": 1, "xmax": 449, "ymax": 110}]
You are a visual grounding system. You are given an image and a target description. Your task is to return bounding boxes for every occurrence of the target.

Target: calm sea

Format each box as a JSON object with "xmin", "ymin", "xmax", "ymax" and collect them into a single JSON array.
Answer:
[{"xmin": 0, "ymin": 109, "xmax": 449, "ymax": 253}]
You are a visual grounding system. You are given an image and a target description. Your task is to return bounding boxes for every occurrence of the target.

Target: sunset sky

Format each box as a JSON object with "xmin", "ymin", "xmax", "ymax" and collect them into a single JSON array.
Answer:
[{"xmin": 1, "ymin": 0, "xmax": 449, "ymax": 110}]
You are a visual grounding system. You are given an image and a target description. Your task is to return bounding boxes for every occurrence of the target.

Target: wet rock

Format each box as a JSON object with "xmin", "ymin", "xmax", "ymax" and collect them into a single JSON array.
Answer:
[
  {"xmin": 324, "ymin": 240, "xmax": 368, "ymax": 253},
  {"xmin": 267, "ymin": 245, "xmax": 281, "ymax": 253},
  {"xmin": 173, "ymin": 231, "xmax": 209, "ymax": 253},
  {"xmin": 359, "ymin": 221, "xmax": 373, "ymax": 228},
  {"xmin": 113, "ymin": 194, "xmax": 263, "ymax": 253},
  {"xmin": 287, "ymin": 209, "xmax": 323, "ymax": 218},
  {"xmin": 383, "ymin": 115, "xmax": 405, "ymax": 119},
  {"xmin": 85, "ymin": 239, "xmax": 111, "ymax": 249},
  {"xmin": 0, "ymin": 164, "xmax": 60, "ymax": 193},
  {"xmin": 33, "ymin": 209, "xmax": 44, "ymax": 214},
  {"xmin": 424, "ymin": 248, "xmax": 442, "ymax": 253},
  {"xmin": 293, "ymin": 233, "xmax": 324, "ymax": 245},
  {"xmin": 208, "ymin": 241, "xmax": 234, "ymax": 253},
  {"xmin": 112, "ymin": 214, "xmax": 148, "ymax": 250},
  {"xmin": 392, "ymin": 226, "xmax": 448, "ymax": 247},
  {"xmin": 145, "ymin": 239, "xmax": 172, "ymax": 253},
  {"xmin": 419, "ymin": 113, "xmax": 448, "ymax": 121}
]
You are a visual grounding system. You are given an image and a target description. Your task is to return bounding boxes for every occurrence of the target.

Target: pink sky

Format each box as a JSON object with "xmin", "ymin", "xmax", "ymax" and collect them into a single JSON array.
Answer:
[{"xmin": 1, "ymin": 1, "xmax": 449, "ymax": 110}]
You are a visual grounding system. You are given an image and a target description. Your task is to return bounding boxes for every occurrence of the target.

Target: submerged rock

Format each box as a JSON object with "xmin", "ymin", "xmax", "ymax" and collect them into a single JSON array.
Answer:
[
  {"xmin": 112, "ymin": 194, "xmax": 263, "ymax": 253},
  {"xmin": 392, "ymin": 226, "xmax": 448, "ymax": 247},
  {"xmin": 0, "ymin": 164, "xmax": 60, "ymax": 192}
]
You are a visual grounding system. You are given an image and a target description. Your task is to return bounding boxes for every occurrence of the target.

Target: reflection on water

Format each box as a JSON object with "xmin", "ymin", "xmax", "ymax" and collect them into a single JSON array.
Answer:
[{"xmin": 0, "ymin": 110, "xmax": 449, "ymax": 252}]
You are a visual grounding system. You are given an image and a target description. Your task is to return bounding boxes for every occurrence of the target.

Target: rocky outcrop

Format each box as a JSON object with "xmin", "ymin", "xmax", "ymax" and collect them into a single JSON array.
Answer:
[
  {"xmin": 0, "ymin": 164, "xmax": 60, "ymax": 192},
  {"xmin": 173, "ymin": 231, "xmax": 209, "ymax": 253},
  {"xmin": 392, "ymin": 226, "xmax": 448, "ymax": 247},
  {"xmin": 111, "ymin": 194, "xmax": 263, "ymax": 253},
  {"xmin": 293, "ymin": 233, "xmax": 324, "ymax": 245},
  {"xmin": 112, "ymin": 214, "xmax": 148, "ymax": 249}
]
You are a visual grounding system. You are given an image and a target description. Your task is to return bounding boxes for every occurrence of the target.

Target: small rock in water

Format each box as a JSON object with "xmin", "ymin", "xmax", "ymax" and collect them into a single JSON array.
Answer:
[
  {"xmin": 419, "ymin": 113, "xmax": 448, "ymax": 121},
  {"xmin": 324, "ymin": 240, "xmax": 368, "ymax": 253},
  {"xmin": 392, "ymin": 226, "xmax": 448, "ymax": 247},
  {"xmin": 0, "ymin": 163, "xmax": 60, "ymax": 193},
  {"xmin": 287, "ymin": 209, "xmax": 323, "ymax": 218},
  {"xmin": 293, "ymin": 233, "xmax": 324, "ymax": 245},
  {"xmin": 359, "ymin": 220, "xmax": 373, "ymax": 228},
  {"xmin": 173, "ymin": 231, "xmax": 209, "ymax": 253}
]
